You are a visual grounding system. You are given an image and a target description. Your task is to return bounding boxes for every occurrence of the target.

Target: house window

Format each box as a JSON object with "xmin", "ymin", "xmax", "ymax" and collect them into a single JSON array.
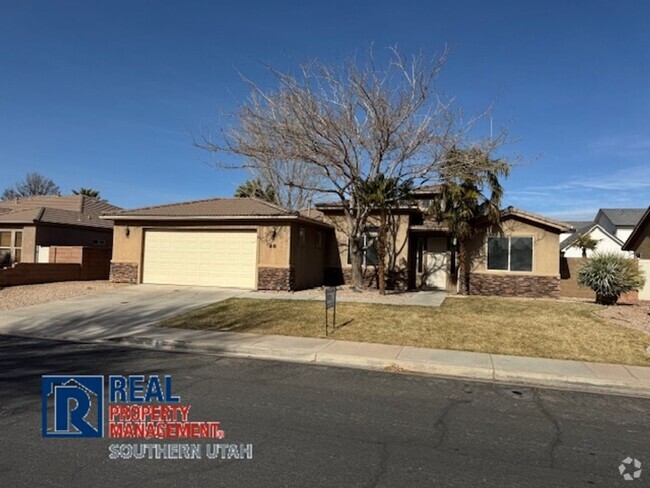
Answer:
[
  {"xmin": 92, "ymin": 239, "xmax": 106, "ymax": 246},
  {"xmin": 0, "ymin": 230, "xmax": 23, "ymax": 266},
  {"xmin": 315, "ymin": 231, "xmax": 322, "ymax": 249},
  {"xmin": 416, "ymin": 237, "xmax": 425, "ymax": 273},
  {"xmin": 487, "ymin": 236, "xmax": 533, "ymax": 272},
  {"xmin": 347, "ymin": 227, "xmax": 378, "ymax": 266},
  {"xmin": 299, "ymin": 227, "xmax": 306, "ymax": 247}
]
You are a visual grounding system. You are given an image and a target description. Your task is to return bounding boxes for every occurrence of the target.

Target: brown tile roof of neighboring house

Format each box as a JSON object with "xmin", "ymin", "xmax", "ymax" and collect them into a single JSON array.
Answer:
[
  {"xmin": 622, "ymin": 206, "xmax": 650, "ymax": 251},
  {"xmin": 0, "ymin": 195, "xmax": 121, "ymax": 215},
  {"xmin": 0, "ymin": 207, "xmax": 114, "ymax": 229},
  {"xmin": 102, "ymin": 197, "xmax": 334, "ymax": 228},
  {"xmin": 0, "ymin": 195, "xmax": 121, "ymax": 229}
]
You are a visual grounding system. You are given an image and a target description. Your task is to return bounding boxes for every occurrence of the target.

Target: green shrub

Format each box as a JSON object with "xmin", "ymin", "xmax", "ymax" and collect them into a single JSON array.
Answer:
[{"xmin": 577, "ymin": 253, "xmax": 646, "ymax": 305}]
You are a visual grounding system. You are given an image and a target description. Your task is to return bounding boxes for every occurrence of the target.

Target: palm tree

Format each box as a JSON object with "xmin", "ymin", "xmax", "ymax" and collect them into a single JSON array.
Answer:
[
  {"xmin": 431, "ymin": 147, "xmax": 510, "ymax": 294},
  {"xmin": 354, "ymin": 175, "xmax": 413, "ymax": 294},
  {"xmin": 234, "ymin": 178, "xmax": 278, "ymax": 205},
  {"xmin": 570, "ymin": 232, "xmax": 599, "ymax": 258}
]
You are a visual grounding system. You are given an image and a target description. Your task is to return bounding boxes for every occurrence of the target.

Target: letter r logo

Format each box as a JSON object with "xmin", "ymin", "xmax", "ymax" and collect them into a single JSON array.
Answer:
[{"xmin": 42, "ymin": 376, "xmax": 104, "ymax": 438}]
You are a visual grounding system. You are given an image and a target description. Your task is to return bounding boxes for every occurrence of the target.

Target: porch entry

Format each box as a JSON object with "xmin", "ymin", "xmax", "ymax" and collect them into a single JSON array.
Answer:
[{"xmin": 423, "ymin": 236, "xmax": 448, "ymax": 289}]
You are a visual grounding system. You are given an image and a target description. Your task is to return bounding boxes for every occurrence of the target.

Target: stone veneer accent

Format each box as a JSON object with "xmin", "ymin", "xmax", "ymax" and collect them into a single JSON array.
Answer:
[
  {"xmin": 258, "ymin": 266, "xmax": 295, "ymax": 291},
  {"xmin": 469, "ymin": 273, "xmax": 560, "ymax": 298},
  {"xmin": 110, "ymin": 262, "xmax": 139, "ymax": 284}
]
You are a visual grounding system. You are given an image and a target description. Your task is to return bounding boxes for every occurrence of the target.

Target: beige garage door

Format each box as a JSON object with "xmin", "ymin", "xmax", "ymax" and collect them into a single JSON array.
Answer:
[{"xmin": 142, "ymin": 230, "xmax": 257, "ymax": 288}]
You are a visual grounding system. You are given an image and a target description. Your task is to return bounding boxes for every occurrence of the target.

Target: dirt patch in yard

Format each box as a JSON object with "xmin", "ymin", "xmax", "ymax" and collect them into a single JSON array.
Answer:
[
  {"xmin": 0, "ymin": 281, "xmax": 129, "ymax": 311},
  {"xmin": 598, "ymin": 304, "xmax": 650, "ymax": 335}
]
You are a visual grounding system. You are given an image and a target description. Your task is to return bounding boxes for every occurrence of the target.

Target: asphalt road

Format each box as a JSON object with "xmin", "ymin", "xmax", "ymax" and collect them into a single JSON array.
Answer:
[{"xmin": 1, "ymin": 335, "xmax": 649, "ymax": 487}]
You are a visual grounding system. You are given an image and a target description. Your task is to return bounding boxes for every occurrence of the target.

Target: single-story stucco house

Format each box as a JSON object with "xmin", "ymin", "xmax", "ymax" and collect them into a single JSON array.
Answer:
[
  {"xmin": 622, "ymin": 205, "xmax": 650, "ymax": 301},
  {"xmin": 0, "ymin": 195, "xmax": 121, "ymax": 265},
  {"xmin": 104, "ymin": 192, "xmax": 571, "ymax": 298}
]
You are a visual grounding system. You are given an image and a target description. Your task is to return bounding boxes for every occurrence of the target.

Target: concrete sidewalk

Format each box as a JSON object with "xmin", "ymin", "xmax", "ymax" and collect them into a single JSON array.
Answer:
[
  {"xmin": 102, "ymin": 325, "xmax": 650, "ymax": 397},
  {"xmin": 242, "ymin": 289, "xmax": 448, "ymax": 307}
]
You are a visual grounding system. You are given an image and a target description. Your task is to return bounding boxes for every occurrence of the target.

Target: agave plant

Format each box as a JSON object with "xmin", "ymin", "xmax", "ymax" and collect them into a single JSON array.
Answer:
[{"xmin": 577, "ymin": 253, "xmax": 646, "ymax": 305}]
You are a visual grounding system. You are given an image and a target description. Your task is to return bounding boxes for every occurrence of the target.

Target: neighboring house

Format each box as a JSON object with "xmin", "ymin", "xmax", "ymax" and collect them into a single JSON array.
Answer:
[
  {"xmin": 622, "ymin": 206, "xmax": 650, "ymax": 301},
  {"xmin": 316, "ymin": 188, "xmax": 571, "ymax": 298},
  {"xmin": 560, "ymin": 222, "xmax": 633, "ymax": 258},
  {"xmin": 101, "ymin": 197, "xmax": 334, "ymax": 290},
  {"xmin": 594, "ymin": 208, "xmax": 646, "ymax": 243},
  {"xmin": 0, "ymin": 195, "xmax": 121, "ymax": 265}
]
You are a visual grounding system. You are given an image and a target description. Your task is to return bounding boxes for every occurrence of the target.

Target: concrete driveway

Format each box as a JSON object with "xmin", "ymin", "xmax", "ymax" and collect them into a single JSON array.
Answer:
[{"xmin": 0, "ymin": 284, "xmax": 246, "ymax": 342}]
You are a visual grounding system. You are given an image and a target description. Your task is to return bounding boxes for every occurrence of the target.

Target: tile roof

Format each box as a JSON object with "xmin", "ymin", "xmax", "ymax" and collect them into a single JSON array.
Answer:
[
  {"xmin": 0, "ymin": 195, "xmax": 121, "ymax": 229},
  {"xmin": 599, "ymin": 208, "xmax": 646, "ymax": 227},
  {"xmin": 0, "ymin": 195, "xmax": 120, "ymax": 214},
  {"xmin": 498, "ymin": 207, "xmax": 573, "ymax": 232},
  {"xmin": 104, "ymin": 197, "xmax": 295, "ymax": 218}
]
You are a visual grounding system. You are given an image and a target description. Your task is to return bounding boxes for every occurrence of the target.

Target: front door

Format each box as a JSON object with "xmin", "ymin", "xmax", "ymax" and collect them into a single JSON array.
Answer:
[{"xmin": 424, "ymin": 237, "xmax": 448, "ymax": 289}]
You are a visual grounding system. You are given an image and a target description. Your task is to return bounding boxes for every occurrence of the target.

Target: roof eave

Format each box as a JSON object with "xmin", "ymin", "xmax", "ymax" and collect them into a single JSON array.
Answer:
[
  {"xmin": 101, "ymin": 214, "xmax": 334, "ymax": 229},
  {"xmin": 622, "ymin": 207, "xmax": 650, "ymax": 251}
]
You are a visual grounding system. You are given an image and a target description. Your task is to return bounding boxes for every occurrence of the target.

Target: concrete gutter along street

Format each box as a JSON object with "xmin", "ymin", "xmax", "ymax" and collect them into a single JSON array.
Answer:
[{"xmin": 1, "ymin": 284, "xmax": 650, "ymax": 397}]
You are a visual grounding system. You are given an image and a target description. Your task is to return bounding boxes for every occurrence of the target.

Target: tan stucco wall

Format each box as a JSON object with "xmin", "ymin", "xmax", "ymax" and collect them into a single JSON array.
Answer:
[
  {"xmin": 258, "ymin": 224, "xmax": 291, "ymax": 268},
  {"xmin": 110, "ymin": 220, "xmax": 294, "ymax": 284},
  {"xmin": 22, "ymin": 226, "xmax": 36, "ymax": 263},
  {"xmin": 322, "ymin": 212, "xmax": 410, "ymax": 271},
  {"xmin": 111, "ymin": 223, "xmax": 144, "ymax": 263},
  {"xmin": 467, "ymin": 217, "xmax": 561, "ymax": 276}
]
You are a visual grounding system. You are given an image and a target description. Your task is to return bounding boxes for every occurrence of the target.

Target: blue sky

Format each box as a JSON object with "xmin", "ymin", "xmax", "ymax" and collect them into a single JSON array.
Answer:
[{"xmin": 1, "ymin": 0, "xmax": 649, "ymax": 219}]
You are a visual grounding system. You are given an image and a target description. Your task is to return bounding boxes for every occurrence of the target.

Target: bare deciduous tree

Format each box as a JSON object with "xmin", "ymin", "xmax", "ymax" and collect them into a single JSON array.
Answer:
[
  {"xmin": 199, "ymin": 46, "xmax": 509, "ymax": 288},
  {"xmin": 2, "ymin": 172, "xmax": 60, "ymax": 200},
  {"xmin": 247, "ymin": 159, "xmax": 323, "ymax": 210}
]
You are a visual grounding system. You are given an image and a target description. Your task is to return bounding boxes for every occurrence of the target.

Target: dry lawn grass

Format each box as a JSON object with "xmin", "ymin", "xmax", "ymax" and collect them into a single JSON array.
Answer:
[{"xmin": 160, "ymin": 296, "xmax": 650, "ymax": 366}]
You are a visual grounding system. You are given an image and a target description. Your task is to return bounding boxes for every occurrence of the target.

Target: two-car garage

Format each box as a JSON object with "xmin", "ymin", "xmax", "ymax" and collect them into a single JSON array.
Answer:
[
  {"xmin": 104, "ymin": 197, "xmax": 333, "ymax": 290},
  {"xmin": 141, "ymin": 230, "xmax": 258, "ymax": 288}
]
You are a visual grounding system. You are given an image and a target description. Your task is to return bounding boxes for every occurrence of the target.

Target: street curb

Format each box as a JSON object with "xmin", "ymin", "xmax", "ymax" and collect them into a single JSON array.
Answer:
[{"xmin": 107, "ymin": 335, "xmax": 650, "ymax": 398}]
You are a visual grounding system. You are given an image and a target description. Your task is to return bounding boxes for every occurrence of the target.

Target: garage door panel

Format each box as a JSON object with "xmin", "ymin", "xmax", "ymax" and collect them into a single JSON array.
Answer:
[{"xmin": 143, "ymin": 230, "xmax": 257, "ymax": 288}]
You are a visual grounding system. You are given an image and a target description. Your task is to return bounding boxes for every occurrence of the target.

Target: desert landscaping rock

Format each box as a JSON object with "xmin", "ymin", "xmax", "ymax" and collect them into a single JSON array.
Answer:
[
  {"xmin": 598, "ymin": 304, "xmax": 650, "ymax": 335},
  {"xmin": 0, "ymin": 281, "xmax": 128, "ymax": 311}
]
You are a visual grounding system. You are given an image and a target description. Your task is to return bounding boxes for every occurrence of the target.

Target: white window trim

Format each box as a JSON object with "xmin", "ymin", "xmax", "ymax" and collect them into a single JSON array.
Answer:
[{"xmin": 486, "ymin": 235, "xmax": 534, "ymax": 273}]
